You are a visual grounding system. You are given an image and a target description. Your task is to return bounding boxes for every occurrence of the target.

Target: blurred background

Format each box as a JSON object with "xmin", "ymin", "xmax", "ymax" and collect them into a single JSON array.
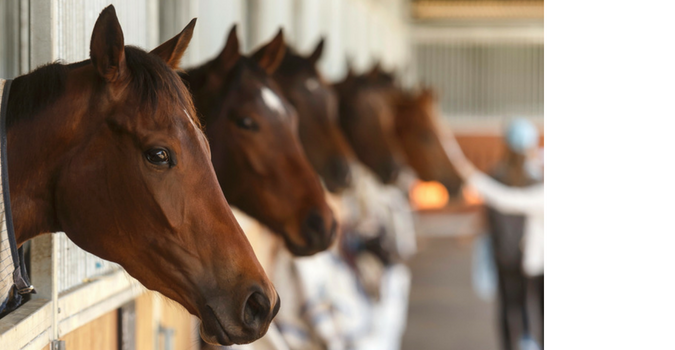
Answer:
[{"xmin": 0, "ymin": 1, "xmax": 543, "ymax": 349}]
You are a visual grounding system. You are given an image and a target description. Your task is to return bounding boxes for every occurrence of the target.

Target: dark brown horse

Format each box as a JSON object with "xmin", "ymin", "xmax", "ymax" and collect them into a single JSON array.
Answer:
[
  {"xmin": 181, "ymin": 26, "xmax": 336, "ymax": 256},
  {"xmin": 273, "ymin": 39, "xmax": 353, "ymax": 193},
  {"xmin": 393, "ymin": 88, "xmax": 463, "ymax": 195},
  {"xmin": 334, "ymin": 66, "xmax": 403, "ymax": 184},
  {"xmin": 7, "ymin": 6, "xmax": 277, "ymax": 345}
]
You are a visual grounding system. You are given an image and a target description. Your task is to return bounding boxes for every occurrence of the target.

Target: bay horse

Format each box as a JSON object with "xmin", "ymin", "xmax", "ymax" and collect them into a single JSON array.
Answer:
[
  {"xmin": 273, "ymin": 39, "xmax": 353, "ymax": 193},
  {"xmin": 181, "ymin": 26, "xmax": 336, "ymax": 256},
  {"xmin": 6, "ymin": 6, "xmax": 277, "ymax": 345},
  {"xmin": 393, "ymin": 88, "xmax": 463, "ymax": 195},
  {"xmin": 334, "ymin": 66, "xmax": 403, "ymax": 184}
]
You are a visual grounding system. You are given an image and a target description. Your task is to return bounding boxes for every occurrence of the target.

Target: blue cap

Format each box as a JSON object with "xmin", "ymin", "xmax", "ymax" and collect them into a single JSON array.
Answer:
[{"xmin": 505, "ymin": 118, "xmax": 539, "ymax": 154}]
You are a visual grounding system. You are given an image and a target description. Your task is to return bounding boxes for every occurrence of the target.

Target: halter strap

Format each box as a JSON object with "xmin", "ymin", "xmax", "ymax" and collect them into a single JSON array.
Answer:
[{"xmin": 0, "ymin": 79, "xmax": 35, "ymax": 298}]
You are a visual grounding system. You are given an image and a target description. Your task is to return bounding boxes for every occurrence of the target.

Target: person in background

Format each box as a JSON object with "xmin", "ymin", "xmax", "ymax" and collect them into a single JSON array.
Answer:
[{"xmin": 444, "ymin": 118, "xmax": 544, "ymax": 350}]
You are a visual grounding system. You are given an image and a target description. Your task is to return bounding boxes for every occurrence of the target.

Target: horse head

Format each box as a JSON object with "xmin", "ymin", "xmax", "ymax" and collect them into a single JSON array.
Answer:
[
  {"xmin": 183, "ymin": 26, "xmax": 336, "ymax": 256},
  {"xmin": 8, "ymin": 7, "xmax": 277, "ymax": 345}
]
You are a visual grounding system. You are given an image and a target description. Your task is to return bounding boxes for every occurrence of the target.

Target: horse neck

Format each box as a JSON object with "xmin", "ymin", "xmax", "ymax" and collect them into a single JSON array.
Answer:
[{"xmin": 7, "ymin": 86, "xmax": 90, "ymax": 244}]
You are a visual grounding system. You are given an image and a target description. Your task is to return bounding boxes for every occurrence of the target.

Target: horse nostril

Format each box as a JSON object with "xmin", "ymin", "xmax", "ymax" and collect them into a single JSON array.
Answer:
[
  {"xmin": 329, "ymin": 157, "xmax": 352, "ymax": 186},
  {"xmin": 243, "ymin": 292, "xmax": 271, "ymax": 330},
  {"xmin": 301, "ymin": 209, "xmax": 335, "ymax": 253},
  {"xmin": 379, "ymin": 158, "xmax": 401, "ymax": 184}
]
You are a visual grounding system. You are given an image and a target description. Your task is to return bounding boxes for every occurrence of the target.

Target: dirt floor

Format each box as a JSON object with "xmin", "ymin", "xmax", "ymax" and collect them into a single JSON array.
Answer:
[{"xmin": 401, "ymin": 236, "xmax": 499, "ymax": 350}]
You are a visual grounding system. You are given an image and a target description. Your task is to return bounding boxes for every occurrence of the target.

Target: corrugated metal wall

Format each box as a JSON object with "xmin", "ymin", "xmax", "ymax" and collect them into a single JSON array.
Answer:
[
  {"xmin": 50, "ymin": 0, "xmax": 158, "ymax": 293},
  {"xmin": 158, "ymin": 0, "xmax": 410, "ymax": 81},
  {"xmin": 412, "ymin": 25, "xmax": 544, "ymax": 122}
]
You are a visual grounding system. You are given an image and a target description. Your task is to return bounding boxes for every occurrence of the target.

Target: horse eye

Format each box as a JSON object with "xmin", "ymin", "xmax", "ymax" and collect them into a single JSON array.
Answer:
[
  {"xmin": 145, "ymin": 148, "xmax": 171, "ymax": 166},
  {"xmin": 235, "ymin": 116, "xmax": 259, "ymax": 131}
]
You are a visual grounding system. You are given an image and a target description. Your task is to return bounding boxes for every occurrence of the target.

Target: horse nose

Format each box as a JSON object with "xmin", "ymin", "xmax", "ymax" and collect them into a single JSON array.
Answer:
[
  {"xmin": 378, "ymin": 157, "xmax": 401, "ymax": 184},
  {"xmin": 330, "ymin": 157, "xmax": 352, "ymax": 186},
  {"xmin": 325, "ymin": 157, "xmax": 352, "ymax": 192},
  {"xmin": 299, "ymin": 209, "xmax": 337, "ymax": 255},
  {"xmin": 242, "ymin": 291, "xmax": 273, "ymax": 335}
]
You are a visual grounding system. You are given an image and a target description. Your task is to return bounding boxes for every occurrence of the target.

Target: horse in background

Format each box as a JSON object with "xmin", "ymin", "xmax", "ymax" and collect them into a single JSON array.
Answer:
[
  {"xmin": 181, "ymin": 26, "xmax": 336, "ymax": 257},
  {"xmin": 334, "ymin": 66, "xmax": 403, "ymax": 185},
  {"xmin": 393, "ymin": 87, "xmax": 463, "ymax": 195},
  {"xmin": 7, "ymin": 6, "xmax": 277, "ymax": 345},
  {"xmin": 274, "ymin": 39, "xmax": 353, "ymax": 193}
]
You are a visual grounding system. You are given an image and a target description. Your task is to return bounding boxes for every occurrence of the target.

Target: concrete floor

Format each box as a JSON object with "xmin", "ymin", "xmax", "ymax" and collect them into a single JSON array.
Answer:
[{"xmin": 402, "ymin": 236, "xmax": 499, "ymax": 350}]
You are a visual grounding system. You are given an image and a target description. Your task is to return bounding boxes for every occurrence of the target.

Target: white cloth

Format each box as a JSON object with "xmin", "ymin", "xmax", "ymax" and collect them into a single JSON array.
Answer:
[
  {"xmin": 467, "ymin": 172, "xmax": 544, "ymax": 276},
  {"xmin": 339, "ymin": 163, "xmax": 417, "ymax": 261}
]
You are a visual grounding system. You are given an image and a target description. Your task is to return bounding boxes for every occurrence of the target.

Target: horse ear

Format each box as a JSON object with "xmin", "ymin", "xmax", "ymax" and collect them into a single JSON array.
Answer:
[
  {"xmin": 252, "ymin": 29, "xmax": 286, "ymax": 75},
  {"xmin": 150, "ymin": 18, "xmax": 196, "ymax": 69},
  {"xmin": 215, "ymin": 25, "xmax": 241, "ymax": 74},
  {"xmin": 418, "ymin": 87, "xmax": 436, "ymax": 104},
  {"xmin": 366, "ymin": 61, "xmax": 382, "ymax": 80},
  {"xmin": 344, "ymin": 56, "xmax": 355, "ymax": 80},
  {"xmin": 90, "ymin": 5, "xmax": 126, "ymax": 83},
  {"xmin": 308, "ymin": 37, "xmax": 325, "ymax": 65}
]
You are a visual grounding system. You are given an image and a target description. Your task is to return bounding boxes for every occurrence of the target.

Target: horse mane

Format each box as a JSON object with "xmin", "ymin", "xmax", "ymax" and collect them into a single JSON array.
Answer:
[
  {"xmin": 6, "ymin": 46, "xmax": 199, "ymax": 129},
  {"xmin": 182, "ymin": 56, "xmax": 276, "ymax": 125},
  {"xmin": 276, "ymin": 48, "xmax": 313, "ymax": 77}
]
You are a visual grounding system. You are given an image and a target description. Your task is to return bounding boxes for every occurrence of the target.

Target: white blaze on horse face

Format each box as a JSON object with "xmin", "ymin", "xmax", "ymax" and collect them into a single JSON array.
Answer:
[{"xmin": 260, "ymin": 87, "xmax": 287, "ymax": 119}]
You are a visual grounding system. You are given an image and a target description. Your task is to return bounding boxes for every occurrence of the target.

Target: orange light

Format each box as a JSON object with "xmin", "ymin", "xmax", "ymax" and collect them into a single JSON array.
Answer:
[
  {"xmin": 410, "ymin": 180, "xmax": 449, "ymax": 210},
  {"xmin": 462, "ymin": 184, "xmax": 484, "ymax": 206}
]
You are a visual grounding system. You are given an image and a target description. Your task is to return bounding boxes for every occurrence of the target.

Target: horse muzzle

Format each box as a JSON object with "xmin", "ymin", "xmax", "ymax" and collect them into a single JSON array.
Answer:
[
  {"xmin": 198, "ymin": 287, "xmax": 280, "ymax": 345},
  {"xmin": 285, "ymin": 208, "xmax": 337, "ymax": 256}
]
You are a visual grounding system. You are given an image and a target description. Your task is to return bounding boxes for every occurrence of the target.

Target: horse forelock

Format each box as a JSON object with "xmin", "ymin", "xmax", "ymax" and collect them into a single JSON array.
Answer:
[
  {"xmin": 6, "ymin": 47, "xmax": 201, "ymax": 134},
  {"xmin": 123, "ymin": 47, "xmax": 201, "ymax": 131}
]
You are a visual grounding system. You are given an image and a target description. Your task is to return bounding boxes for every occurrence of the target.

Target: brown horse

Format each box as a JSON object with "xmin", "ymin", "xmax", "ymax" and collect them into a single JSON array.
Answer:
[
  {"xmin": 7, "ymin": 6, "xmax": 277, "ymax": 345},
  {"xmin": 273, "ymin": 39, "xmax": 353, "ymax": 193},
  {"xmin": 334, "ymin": 66, "xmax": 403, "ymax": 184},
  {"xmin": 393, "ymin": 88, "xmax": 463, "ymax": 195},
  {"xmin": 181, "ymin": 26, "xmax": 336, "ymax": 256}
]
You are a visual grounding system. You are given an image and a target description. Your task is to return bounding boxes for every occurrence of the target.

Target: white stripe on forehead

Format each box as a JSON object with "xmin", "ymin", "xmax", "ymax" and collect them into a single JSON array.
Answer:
[
  {"xmin": 260, "ymin": 87, "xmax": 287, "ymax": 118},
  {"xmin": 183, "ymin": 108, "xmax": 210, "ymax": 153},
  {"xmin": 183, "ymin": 108, "xmax": 198, "ymax": 130}
]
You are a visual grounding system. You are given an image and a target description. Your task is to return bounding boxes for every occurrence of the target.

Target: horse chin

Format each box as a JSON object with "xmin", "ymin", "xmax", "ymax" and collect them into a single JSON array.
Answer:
[
  {"xmin": 323, "ymin": 178, "xmax": 349, "ymax": 194},
  {"xmin": 198, "ymin": 307, "xmax": 234, "ymax": 346},
  {"xmin": 283, "ymin": 237, "xmax": 322, "ymax": 256}
]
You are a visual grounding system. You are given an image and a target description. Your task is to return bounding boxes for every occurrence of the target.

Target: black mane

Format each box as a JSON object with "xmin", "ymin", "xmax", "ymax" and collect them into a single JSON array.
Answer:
[{"xmin": 6, "ymin": 46, "xmax": 195, "ymax": 128}]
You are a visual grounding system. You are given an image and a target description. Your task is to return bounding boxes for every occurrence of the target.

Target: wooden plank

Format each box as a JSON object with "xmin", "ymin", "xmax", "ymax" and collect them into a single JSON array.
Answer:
[
  {"xmin": 57, "ymin": 270, "xmax": 140, "ymax": 322},
  {"xmin": 159, "ymin": 297, "xmax": 199, "ymax": 350},
  {"xmin": 59, "ymin": 310, "xmax": 118, "ymax": 350},
  {"xmin": 135, "ymin": 292, "xmax": 156, "ymax": 350},
  {"xmin": 0, "ymin": 298, "xmax": 51, "ymax": 350},
  {"xmin": 58, "ymin": 285, "xmax": 141, "ymax": 338}
]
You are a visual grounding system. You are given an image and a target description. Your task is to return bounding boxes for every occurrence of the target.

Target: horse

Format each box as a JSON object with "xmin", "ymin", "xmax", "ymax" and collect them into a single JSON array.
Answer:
[
  {"xmin": 181, "ymin": 26, "xmax": 336, "ymax": 257},
  {"xmin": 273, "ymin": 39, "xmax": 353, "ymax": 193},
  {"xmin": 6, "ymin": 6, "xmax": 277, "ymax": 345},
  {"xmin": 334, "ymin": 66, "xmax": 403, "ymax": 184},
  {"xmin": 393, "ymin": 88, "xmax": 463, "ymax": 195}
]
